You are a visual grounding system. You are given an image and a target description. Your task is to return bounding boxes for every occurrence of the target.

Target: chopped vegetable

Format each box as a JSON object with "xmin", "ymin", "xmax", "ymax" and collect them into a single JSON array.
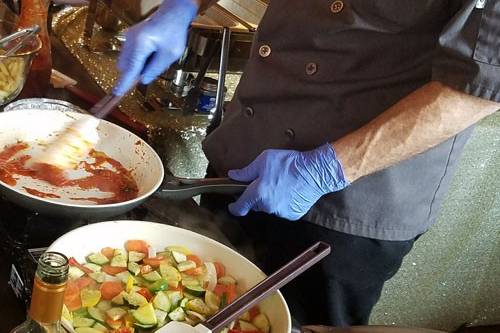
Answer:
[
  {"xmin": 125, "ymin": 240, "xmax": 149, "ymax": 255},
  {"xmin": 88, "ymin": 307, "xmax": 106, "ymax": 323},
  {"xmin": 87, "ymin": 252, "xmax": 109, "ymax": 265},
  {"xmin": 153, "ymin": 291, "xmax": 171, "ymax": 312},
  {"xmin": 80, "ymin": 289, "xmax": 101, "ymax": 308},
  {"xmin": 133, "ymin": 303, "xmax": 157, "ymax": 326},
  {"xmin": 101, "ymin": 265, "xmax": 127, "ymax": 276},
  {"xmin": 100, "ymin": 281, "xmax": 124, "ymax": 300}
]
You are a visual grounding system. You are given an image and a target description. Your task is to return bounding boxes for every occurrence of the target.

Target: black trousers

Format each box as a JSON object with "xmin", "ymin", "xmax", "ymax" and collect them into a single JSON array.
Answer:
[{"xmin": 200, "ymin": 193, "xmax": 418, "ymax": 327}]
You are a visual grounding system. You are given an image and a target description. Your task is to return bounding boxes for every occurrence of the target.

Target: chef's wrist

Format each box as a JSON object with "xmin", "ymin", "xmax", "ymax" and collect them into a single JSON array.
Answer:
[{"xmin": 305, "ymin": 143, "xmax": 350, "ymax": 193}]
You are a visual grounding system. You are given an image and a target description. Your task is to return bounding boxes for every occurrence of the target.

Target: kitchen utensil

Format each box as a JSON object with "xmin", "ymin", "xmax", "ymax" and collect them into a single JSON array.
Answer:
[
  {"xmin": 30, "ymin": 82, "xmax": 137, "ymax": 169},
  {"xmin": 47, "ymin": 220, "xmax": 292, "ymax": 332},
  {"xmin": 0, "ymin": 108, "xmax": 247, "ymax": 218},
  {"xmin": 0, "ymin": 20, "xmax": 42, "ymax": 106},
  {"xmin": 0, "ymin": 25, "xmax": 40, "ymax": 57},
  {"xmin": 156, "ymin": 241, "xmax": 330, "ymax": 333}
]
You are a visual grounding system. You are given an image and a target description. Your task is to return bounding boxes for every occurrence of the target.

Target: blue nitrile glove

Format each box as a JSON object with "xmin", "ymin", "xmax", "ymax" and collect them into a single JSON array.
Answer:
[
  {"xmin": 114, "ymin": 0, "xmax": 198, "ymax": 96},
  {"xmin": 228, "ymin": 143, "xmax": 350, "ymax": 221}
]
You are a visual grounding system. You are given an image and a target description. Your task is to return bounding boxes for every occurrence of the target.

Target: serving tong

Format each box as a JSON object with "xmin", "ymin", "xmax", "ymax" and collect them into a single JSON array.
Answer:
[{"xmin": 0, "ymin": 25, "xmax": 40, "ymax": 57}]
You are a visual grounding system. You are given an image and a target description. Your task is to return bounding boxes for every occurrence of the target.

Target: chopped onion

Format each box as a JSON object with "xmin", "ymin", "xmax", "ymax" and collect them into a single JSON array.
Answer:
[
  {"xmin": 147, "ymin": 246, "xmax": 157, "ymax": 259},
  {"xmin": 204, "ymin": 262, "xmax": 218, "ymax": 291}
]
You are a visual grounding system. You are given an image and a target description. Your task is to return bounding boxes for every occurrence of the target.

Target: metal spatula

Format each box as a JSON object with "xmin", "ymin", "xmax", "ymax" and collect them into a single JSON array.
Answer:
[{"xmin": 155, "ymin": 241, "xmax": 331, "ymax": 333}]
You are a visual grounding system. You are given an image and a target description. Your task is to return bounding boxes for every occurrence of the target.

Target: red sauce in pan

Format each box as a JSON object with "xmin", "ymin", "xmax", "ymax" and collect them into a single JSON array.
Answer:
[{"xmin": 0, "ymin": 142, "xmax": 139, "ymax": 204}]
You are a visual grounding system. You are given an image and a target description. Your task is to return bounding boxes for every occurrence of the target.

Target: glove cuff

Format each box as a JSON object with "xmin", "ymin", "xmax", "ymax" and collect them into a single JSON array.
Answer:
[{"xmin": 308, "ymin": 143, "xmax": 350, "ymax": 193}]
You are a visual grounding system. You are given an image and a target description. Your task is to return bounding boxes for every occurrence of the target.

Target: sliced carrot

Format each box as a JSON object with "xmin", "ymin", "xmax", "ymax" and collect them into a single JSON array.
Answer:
[
  {"xmin": 187, "ymin": 254, "xmax": 202, "ymax": 267},
  {"xmin": 101, "ymin": 247, "xmax": 115, "ymax": 259},
  {"xmin": 137, "ymin": 288, "xmax": 153, "ymax": 302},
  {"xmin": 225, "ymin": 284, "xmax": 237, "ymax": 303},
  {"xmin": 64, "ymin": 280, "xmax": 81, "ymax": 311},
  {"xmin": 74, "ymin": 277, "xmax": 93, "ymax": 290},
  {"xmin": 213, "ymin": 262, "xmax": 225, "ymax": 279},
  {"xmin": 142, "ymin": 256, "xmax": 164, "ymax": 268},
  {"xmin": 125, "ymin": 240, "xmax": 149, "ymax": 255},
  {"xmin": 106, "ymin": 317, "xmax": 123, "ymax": 330},
  {"xmin": 100, "ymin": 281, "xmax": 124, "ymax": 300},
  {"xmin": 102, "ymin": 265, "xmax": 127, "ymax": 276},
  {"xmin": 184, "ymin": 266, "xmax": 203, "ymax": 276}
]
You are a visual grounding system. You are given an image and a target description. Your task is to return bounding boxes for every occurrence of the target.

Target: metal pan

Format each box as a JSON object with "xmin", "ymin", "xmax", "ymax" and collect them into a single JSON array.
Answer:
[{"xmin": 0, "ymin": 108, "xmax": 246, "ymax": 219}]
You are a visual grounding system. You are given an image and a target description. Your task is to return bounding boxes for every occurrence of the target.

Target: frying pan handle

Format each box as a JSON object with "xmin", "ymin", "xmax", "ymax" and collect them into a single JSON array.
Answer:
[{"xmin": 156, "ymin": 177, "xmax": 248, "ymax": 200}]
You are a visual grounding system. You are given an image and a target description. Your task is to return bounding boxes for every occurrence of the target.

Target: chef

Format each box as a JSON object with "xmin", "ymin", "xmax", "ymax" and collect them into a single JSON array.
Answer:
[{"xmin": 114, "ymin": 0, "xmax": 500, "ymax": 327}]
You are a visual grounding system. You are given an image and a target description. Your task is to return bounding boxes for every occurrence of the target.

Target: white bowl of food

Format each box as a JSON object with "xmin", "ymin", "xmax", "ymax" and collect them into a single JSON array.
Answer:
[{"xmin": 47, "ymin": 220, "xmax": 291, "ymax": 333}]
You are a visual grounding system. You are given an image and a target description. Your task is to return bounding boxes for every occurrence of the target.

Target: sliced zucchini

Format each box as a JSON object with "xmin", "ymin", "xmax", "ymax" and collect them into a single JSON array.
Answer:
[
  {"xmin": 134, "ymin": 323, "xmax": 155, "ymax": 329},
  {"xmin": 153, "ymin": 291, "xmax": 171, "ymax": 312},
  {"xmin": 72, "ymin": 308, "xmax": 89, "ymax": 318},
  {"xmin": 148, "ymin": 279, "xmax": 169, "ymax": 293},
  {"xmin": 96, "ymin": 300, "xmax": 112, "ymax": 312},
  {"xmin": 128, "ymin": 262, "xmax": 141, "ymax": 276},
  {"xmin": 168, "ymin": 307, "xmax": 186, "ymax": 322},
  {"xmin": 87, "ymin": 252, "xmax": 109, "ymax": 265},
  {"xmin": 126, "ymin": 292, "xmax": 148, "ymax": 307},
  {"xmin": 111, "ymin": 291, "xmax": 126, "ymax": 305},
  {"xmin": 142, "ymin": 270, "xmax": 162, "ymax": 282},
  {"xmin": 180, "ymin": 298, "xmax": 189, "ymax": 308},
  {"xmin": 166, "ymin": 246, "xmax": 191, "ymax": 255},
  {"xmin": 69, "ymin": 266, "xmax": 85, "ymax": 280},
  {"xmin": 106, "ymin": 307, "xmax": 127, "ymax": 321},
  {"xmin": 186, "ymin": 310, "xmax": 207, "ymax": 324},
  {"xmin": 87, "ymin": 307, "xmax": 106, "ymax": 323},
  {"xmin": 165, "ymin": 290, "xmax": 183, "ymax": 308},
  {"xmin": 205, "ymin": 290, "xmax": 220, "ymax": 313},
  {"xmin": 239, "ymin": 311, "xmax": 251, "ymax": 321},
  {"xmin": 154, "ymin": 309, "xmax": 169, "ymax": 327},
  {"xmin": 181, "ymin": 276, "xmax": 201, "ymax": 287},
  {"xmin": 186, "ymin": 298, "xmax": 211, "ymax": 315},
  {"xmin": 110, "ymin": 254, "xmax": 127, "ymax": 268},
  {"xmin": 62, "ymin": 304, "xmax": 73, "ymax": 323},
  {"xmin": 177, "ymin": 260, "xmax": 196, "ymax": 272},
  {"xmin": 115, "ymin": 270, "xmax": 132, "ymax": 284},
  {"xmin": 133, "ymin": 303, "xmax": 157, "ymax": 326},
  {"xmin": 184, "ymin": 285, "xmax": 206, "ymax": 297},
  {"xmin": 218, "ymin": 275, "xmax": 237, "ymax": 285},
  {"xmin": 239, "ymin": 320, "xmax": 259, "ymax": 331},
  {"xmin": 73, "ymin": 317, "xmax": 95, "ymax": 328},
  {"xmin": 83, "ymin": 263, "xmax": 102, "ymax": 273},
  {"xmin": 89, "ymin": 272, "xmax": 106, "ymax": 283},
  {"xmin": 160, "ymin": 264, "xmax": 181, "ymax": 282},
  {"xmin": 171, "ymin": 250, "xmax": 187, "ymax": 264},
  {"xmin": 252, "ymin": 313, "xmax": 271, "ymax": 333},
  {"xmin": 92, "ymin": 322, "xmax": 108, "ymax": 332},
  {"xmin": 113, "ymin": 248, "xmax": 127, "ymax": 257},
  {"xmin": 75, "ymin": 328, "xmax": 103, "ymax": 333},
  {"xmin": 128, "ymin": 250, "xmax": 146, "ymax": 263}
]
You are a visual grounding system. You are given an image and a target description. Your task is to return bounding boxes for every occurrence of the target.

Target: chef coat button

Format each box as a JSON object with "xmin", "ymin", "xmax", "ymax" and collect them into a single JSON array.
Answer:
[
  {"xmin": 285, "ymin": 128, "xmax": 295, "ymax": 140},
  {"xmin": 244, "ymin": 106, "xmax": 254, "ymax": 117},
  {"xmin": 259, "ymin": 44, "xmax": 272, "ymax": 58},
  {"xmin": 306, "ymin": 62, "xmax": 318, "ymax": 75},
  {"xmin": 330, "ymin": 0, "xmax": 344, "ymax": 14}
]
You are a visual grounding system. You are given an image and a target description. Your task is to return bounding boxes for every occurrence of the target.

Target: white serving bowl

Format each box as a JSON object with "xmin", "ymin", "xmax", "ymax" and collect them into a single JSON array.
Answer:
[{"xmin": 48, "ymin": 220, "xmax": 291, "ymax": 333}]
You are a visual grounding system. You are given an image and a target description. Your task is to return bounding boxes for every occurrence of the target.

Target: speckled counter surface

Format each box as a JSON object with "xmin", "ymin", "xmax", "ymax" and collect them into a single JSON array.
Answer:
[{"xmin": 51, "ymin": 7, "xmax": 500, "ymax": 331}]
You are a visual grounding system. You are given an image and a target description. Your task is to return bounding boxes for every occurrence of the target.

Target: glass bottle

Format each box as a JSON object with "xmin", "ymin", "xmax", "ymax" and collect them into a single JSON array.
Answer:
[
  {"xmin": 17, "ymin": 0, "xmax": 52, "ymax": 97},
  {"xmin": 10, "ymin": 252, "xmax": 69, "ymax": 333}
]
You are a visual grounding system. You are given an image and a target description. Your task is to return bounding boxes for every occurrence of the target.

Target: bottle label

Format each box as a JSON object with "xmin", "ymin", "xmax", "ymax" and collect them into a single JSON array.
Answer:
[{"xmin": 29, "ymin": 276, "xmax": 66, "ymax": 324}]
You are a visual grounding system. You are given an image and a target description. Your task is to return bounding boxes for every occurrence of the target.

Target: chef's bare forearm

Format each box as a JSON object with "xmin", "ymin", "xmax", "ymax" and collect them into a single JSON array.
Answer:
[{"xmin": 333, "ymin": 81, "xmax": 500, "ymax": 182}]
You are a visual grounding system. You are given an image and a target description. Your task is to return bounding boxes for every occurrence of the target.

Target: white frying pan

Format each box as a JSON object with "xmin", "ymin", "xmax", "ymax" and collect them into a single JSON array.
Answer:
[{"xmin": 0, "ymin": 109, "xmax": 246, "ymax": 219}]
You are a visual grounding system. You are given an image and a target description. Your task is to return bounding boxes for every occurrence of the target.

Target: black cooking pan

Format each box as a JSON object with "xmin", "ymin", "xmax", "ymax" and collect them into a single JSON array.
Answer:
[{"xmin": 0, "ymin": 108, "xmax": 247, "ymax": 218}]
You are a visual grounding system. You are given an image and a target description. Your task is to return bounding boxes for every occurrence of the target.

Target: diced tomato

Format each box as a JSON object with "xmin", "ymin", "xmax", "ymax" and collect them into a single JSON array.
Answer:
[
  {"xmin": 249, "ymin": 306, "xmax": 260, "ymax": 320},
  {"xmin": 225, "ymin": 283, "xmax": 237, "ymax": 303},
  {"xmin": 187, "ymin": 254, "xmax": 202, "ymax": 267},
  {"xmin": 140, "ymin": 264, "xmax": 153, "ymax": 275},
  {"xmin": 100, "ymin": 281, "xmax": 124, "ymax": 300},
  {"xmin": 137, "ymin": 287, "xmax": 153, "ymax": 301},
  {"xmin": 68, "ymin": 257, "xmax": 93, "ymax": 274},
  {"xmin": 125, "ymin": 240, "xmax": 149, "ymax": 255},
  {"xmin": 213, "ymin": 284, "xmax": 226, "ymax": 298},
  {"xmin": 142, "ymin": 256, "xmax": 164, "ymax": 268},
  {"xmin": 101, "ymin": 247, "xmax": 115, "ymax": 259},
  {"xmin": 106, "ymin": 317, "xmax": 123, "ymax": 330},
  {"xmin": 64, "ymin": 280, "xmax": 82, "ymax": 311},
  {"xmin": 74, "ymin": 277, "xmax": 94, "ymax": 290},
  {"xmin": 184, "ymin": 266, "xmax": 203, "ymax": 276},
  {"xmin": 213, "ymin": 262, "xmax": 225, "ymax": 279},
  {"xmin": 112, "ymin": 328, "xmax": 133, "ymax": 333},
  {"xmin": 102, "ymin": 265, "xmax": 127, "ymax": 276}
]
